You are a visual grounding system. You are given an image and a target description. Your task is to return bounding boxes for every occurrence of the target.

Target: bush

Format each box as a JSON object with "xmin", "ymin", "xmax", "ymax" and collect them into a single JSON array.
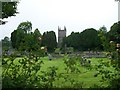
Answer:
[{"xmin": 2, "ymin": 55, "xmax": 44, "ymax": 88}]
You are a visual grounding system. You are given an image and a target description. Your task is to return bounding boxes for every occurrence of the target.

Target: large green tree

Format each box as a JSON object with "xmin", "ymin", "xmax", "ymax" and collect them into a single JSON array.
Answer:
[
  {"xmin": 79, "ymin": 28, "xmax": 101, "ymax": 50},
  {"xmin": 108, "ymin": 21, "xmax": 120, "ymax": 43},
  {"xmin": 62, "ymin": 32, "xmax": 80, "ymax": 50},
  {"xmin": 41, "ymin": 31, "xmax": 57, "ymax": 52},
  {"xmin": 33, "ymin": 28, "xmax": 42, "ymax": 50},
  {"xmin": 98, "ymin": 26, "xmax": 109, "ymax": 51},
  {"xmin": 11, "ymin": 29, "xmax": 26, "ymax": 50},
  {"xmin": 11, "ymin": 21, "xmax": 32, "ymax": 50}
]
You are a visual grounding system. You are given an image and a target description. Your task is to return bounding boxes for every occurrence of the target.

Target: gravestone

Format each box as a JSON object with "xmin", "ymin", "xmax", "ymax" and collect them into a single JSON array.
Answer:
[{"xmin": 48, "ymin": 54, "xmax": 53, "ymax": 60}]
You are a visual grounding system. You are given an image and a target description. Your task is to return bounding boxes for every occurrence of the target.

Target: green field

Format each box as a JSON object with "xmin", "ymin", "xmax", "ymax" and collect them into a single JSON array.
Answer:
[{"xmin": 2, "ymin": 56, "xmax": 114, "ymax": 88}]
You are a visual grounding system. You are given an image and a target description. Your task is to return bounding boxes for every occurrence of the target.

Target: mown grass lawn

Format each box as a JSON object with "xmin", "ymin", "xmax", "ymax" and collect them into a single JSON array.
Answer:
[
  {"xmin": 38, "ymin": 57, "xmax": 111, "ymax": 88},
  {"xmin": 3, "ymin": 56, "xmax": 113, "ymax": 88}
]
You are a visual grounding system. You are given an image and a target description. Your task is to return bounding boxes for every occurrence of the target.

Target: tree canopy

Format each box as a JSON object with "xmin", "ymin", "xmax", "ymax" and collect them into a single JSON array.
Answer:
[
  {"xmin": 41, "ymin": 31, "xmax": 57, "ymax": 52},
  {"xmin": 2, "ymin": 36, "xmax": 11, "ymax": 51},
  {"xmin": 17, "ymin": 21, "xmax": 32, "ymax": 33},
  {"xmin": 9, "ymin": 21, "xmax": 120, "ymax": 53},
  {"xmin": 0, "ymin": 1, "xmax": 19, "ymax": 25},
  {"xmin": 1, "ymin": 2, "xmax": 18, "ymax": 19},
  {"xmin": 108, "ymin": 21, "xmax": 120, "ymax": 43},
  {"xmin": 11, "ymin": 21, "xmax": 33, "ymax": 51},
  {"xmin": 98, "ymin": 26, "xmax": 109, "ymax": 51},
  {"xmin": 62, "ymin": 28, "xmax": 101, "ymax": 51}
]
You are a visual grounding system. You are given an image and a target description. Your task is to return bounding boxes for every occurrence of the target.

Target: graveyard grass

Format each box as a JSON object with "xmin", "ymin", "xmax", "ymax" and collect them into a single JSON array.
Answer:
[{"xmin": 10, "ymin": 56, "xmax": 112, "ymax": 88}]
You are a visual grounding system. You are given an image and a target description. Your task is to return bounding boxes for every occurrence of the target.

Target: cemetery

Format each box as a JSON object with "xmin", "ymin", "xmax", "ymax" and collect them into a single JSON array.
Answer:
[
  {"xmin": 1, "ymin": 54, "xmax": 113, "ymax": 88},
  {"xmin": 0, "ymin": 1, "xmax": 120, "ymax": 89},
  {"xmin": 1, "ymin": 22, "xmax": 120, "ymax": 88},
  {"xmin": 1, "ymin": 47, "xmax": 119, "ymax": 88}
]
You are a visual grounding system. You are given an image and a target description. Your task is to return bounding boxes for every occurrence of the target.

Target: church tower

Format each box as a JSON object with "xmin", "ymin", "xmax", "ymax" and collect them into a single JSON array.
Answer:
[{"xmin": 58, "ymin": 26, "xmax": 66, "ymax": 47}]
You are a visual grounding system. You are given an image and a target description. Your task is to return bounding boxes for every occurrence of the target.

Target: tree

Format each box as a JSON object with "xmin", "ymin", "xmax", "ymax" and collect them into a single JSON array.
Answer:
[
  {"xmin": 33, "ymin": 28, "xmax": 42, "ymax": 50},
  {"xmin": 79, "ymin": 28, "xmax": 101, "ymax": 51},
  {"xmin": 11, "ymin": 21, "xmax": 32, "ymax": 50},
  {"xmin": 0, "ymin": 1, "xmax": 19, "ymax": 25},
  {"xmin": 11, "ymin": 30, "xmax": 18, "ymax": 49},
  {"xmin": 41, "ymin": 31, "xmax": 57, "ymax": 52},
  {"xmin": 62, "ymin": 32, "xmax": 80, "ymax": 50},
  {"xmin": 98, "ymin": 26, "xmax": 109, "ymax": 51},
  {"xmin": 62, "ymin": 28, "xmax": 101, "ymax": 51},
  {"xmin": 11, "ymin": 29, "xmax": 26, "ymax": 50},
  {"xmin": 108, "ymin": 21, "xmax": 120, "ymax": 43},
  {"xmin": 2, "ymin": 36, "xmax": 11, "ymax": 51},
  {"xmin": 1, "ymin": 2, "xmax": 18, "ymax": 19},
  {"xmin": 17, "ymin": 21, "xmax": 32, "ymax": 33}
]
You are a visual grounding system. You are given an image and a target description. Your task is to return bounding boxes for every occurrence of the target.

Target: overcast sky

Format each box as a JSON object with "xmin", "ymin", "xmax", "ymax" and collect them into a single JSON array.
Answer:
[{"xmin": 0, "ymin": 0, "xmax": 118, "ymax": 40}]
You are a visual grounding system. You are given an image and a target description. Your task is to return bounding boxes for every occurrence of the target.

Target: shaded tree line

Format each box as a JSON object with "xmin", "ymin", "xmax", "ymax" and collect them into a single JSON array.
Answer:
[
  {"xmin": 62, "ymin": 21, "xmax": 120, "ymax": 51},
  {"xmin": 2, "ymin": 21, "xmax": 120, "ymax": 53},
  {"xmin": 10, "ymin": 21, "xmax": 57, "ymax": 53}
]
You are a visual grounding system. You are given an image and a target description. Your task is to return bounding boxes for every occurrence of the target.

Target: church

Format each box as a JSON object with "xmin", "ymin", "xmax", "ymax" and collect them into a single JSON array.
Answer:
[{"xmin": 58, "ymin": 26, "xmax": 66, "ymax": 48}]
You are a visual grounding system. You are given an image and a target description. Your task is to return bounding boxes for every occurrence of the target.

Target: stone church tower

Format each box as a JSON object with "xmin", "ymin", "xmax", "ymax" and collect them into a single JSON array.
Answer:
[{"xmin": 58, "ymin": 26, "xmax": 66, "ymax": 47}]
